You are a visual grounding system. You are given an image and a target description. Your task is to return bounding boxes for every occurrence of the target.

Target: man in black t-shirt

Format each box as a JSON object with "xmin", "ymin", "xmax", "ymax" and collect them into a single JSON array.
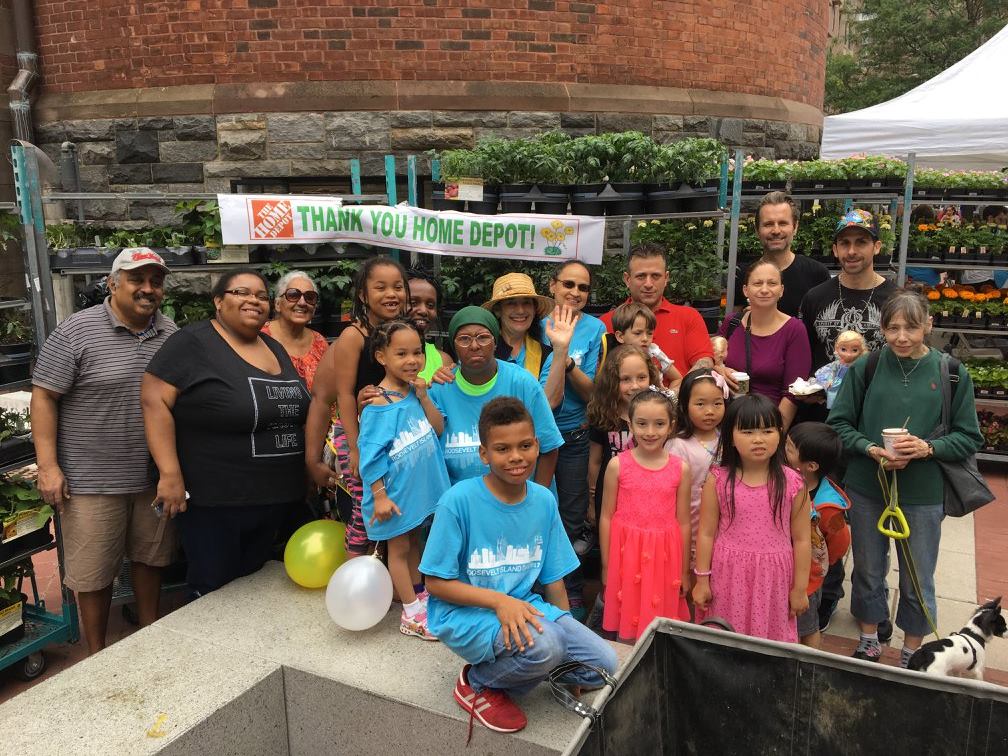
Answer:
[
  {"xmin": 735, "ymin": 191, "xmax": 830, "ymax": 316},
  {"xmin": 799, "ymin": 209, "xmax": 900, "ymax": 370}
]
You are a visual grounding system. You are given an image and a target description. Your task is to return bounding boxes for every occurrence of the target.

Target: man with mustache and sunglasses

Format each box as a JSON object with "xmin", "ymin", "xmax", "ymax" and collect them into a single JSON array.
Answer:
[{"xmin": 31, "ymin": 247, "xmax": 178, "ymax": 655}]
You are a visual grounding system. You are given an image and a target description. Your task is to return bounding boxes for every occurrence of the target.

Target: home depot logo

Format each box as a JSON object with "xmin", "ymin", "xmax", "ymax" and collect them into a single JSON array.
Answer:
[{"xmin": 250, "ymin": 199, "xmax": 294, "ymax": 240}]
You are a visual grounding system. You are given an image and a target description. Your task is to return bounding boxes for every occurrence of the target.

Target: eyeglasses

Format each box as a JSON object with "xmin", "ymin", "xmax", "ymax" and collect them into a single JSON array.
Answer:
[
  {"xmin": 454, "ymin": 333, "xmax": 495, "ymax": 348},
  {"xmin": 282, "ymin": 288, "xmax": 319, "ymax": 305},
  {"xmin": 557, "ymin": 279, "xmax": 590, "ymax": 293},
  {"xmin": 223, "ymin": 288, "xmax": 270, "ymax": 303}
]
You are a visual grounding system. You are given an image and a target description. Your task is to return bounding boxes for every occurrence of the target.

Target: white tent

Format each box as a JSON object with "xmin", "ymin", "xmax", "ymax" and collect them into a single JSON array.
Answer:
[{"xmin": 821, "ymin": 23, "xmax": 1008, "ymax": 170}]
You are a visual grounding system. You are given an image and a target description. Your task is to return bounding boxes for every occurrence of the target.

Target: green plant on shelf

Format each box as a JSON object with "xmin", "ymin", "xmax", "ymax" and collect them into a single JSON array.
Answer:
[
  {"xmin": 0, "ymin": 476, "xmax": 52, "ymax": 570},
  {"xmin": 0, "ymin": 212, "xmax": 21, "ymax": 246},
  {"xmin": 175, "ymin": 199, "xmax": 222, "ymax": 247},
  {"xmin": 742, "ymin": 159, "xmax": 789, "ymax": 183},
  {"xmin": 44, "ymin": 223, "xmax": 86, "ymax": 251},
  {"xmin": 837, "ymin": 156, "xmax": 907, "ymax": 180},
  {"xmin": 0, "ymin": 310, "xmax": 32, "ymax": 345},
  {"xmin": 789, "ymin": 159, "xmax": 846, "ymax": 182},
  {"xmin": 159, "ymin": 290, "xmax": 215, "ymax": 327},
  {"xmin": 0, "ymin": 407, "xmax": 29, "ymax": 442}
]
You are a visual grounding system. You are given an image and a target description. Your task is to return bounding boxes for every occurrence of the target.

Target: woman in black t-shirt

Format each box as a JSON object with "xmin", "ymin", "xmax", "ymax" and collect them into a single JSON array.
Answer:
[{"xmin": 142, "ymin": 270, "xmax": 309, "ymax": 595}]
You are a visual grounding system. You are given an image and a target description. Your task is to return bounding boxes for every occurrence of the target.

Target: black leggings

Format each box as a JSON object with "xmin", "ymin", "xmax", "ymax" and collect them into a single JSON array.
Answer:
[{"xmin": 178, "ymin": 502, "xmax": 289, "ymax": 595}]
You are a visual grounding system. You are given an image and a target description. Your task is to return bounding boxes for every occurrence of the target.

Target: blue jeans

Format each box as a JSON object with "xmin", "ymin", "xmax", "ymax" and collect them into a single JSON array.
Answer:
[
  {"xmin": 467, "ymin": 614, "xmax": 617, "ymax": 696},
  {"xmin": 848, "ymin": 486, "xmax": 943, "ymax": 638},
  {"xmin": 556, "ymin": 426, "xmax": 590, "ymax": 602}
]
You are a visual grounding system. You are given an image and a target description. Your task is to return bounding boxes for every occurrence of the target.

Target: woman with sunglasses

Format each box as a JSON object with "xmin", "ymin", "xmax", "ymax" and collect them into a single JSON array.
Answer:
[
  {"xmin": 142, "ymin": 270, "xmax": 309, "ymax": 595},
  {"xmin": 261, "ymin": 270, "xmax": 329, "ymax": 390},
  {"xmin": 545, "ymin": 260, "xmax": 607, "ymax": 620}
]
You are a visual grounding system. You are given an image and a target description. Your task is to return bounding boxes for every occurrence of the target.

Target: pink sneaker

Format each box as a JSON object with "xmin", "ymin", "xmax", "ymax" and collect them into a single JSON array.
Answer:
[{"xmin": 400, "ymin": 608, "xmax": 438, "ymax": 641}]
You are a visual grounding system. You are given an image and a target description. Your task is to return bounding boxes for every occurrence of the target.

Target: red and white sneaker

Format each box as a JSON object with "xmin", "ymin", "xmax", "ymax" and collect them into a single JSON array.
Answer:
[{"xmin": 453, "ymin": 664, "xmax": 527, "ymax": 736}]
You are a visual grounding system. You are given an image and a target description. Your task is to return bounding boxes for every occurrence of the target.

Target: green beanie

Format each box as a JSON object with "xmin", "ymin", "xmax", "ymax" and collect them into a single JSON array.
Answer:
[{"xmin": 448, "ymin": 305, "xmax": 500, "ymax": 342}]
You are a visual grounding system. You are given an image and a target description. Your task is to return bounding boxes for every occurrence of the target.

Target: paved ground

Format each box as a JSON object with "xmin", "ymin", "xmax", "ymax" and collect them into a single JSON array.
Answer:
[{"xmin": 2, "ymin": 464, "xmax": 1007, "ymax": 702}]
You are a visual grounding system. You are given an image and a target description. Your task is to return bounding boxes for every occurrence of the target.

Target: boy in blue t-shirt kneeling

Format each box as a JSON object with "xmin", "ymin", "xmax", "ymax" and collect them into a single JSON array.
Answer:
[{"xmin": 420, "ymin": 397, "xmax": 617, "ymax": 737}]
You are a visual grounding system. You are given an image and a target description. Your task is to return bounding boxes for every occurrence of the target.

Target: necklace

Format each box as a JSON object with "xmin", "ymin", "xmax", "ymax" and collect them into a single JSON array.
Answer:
[
  {"xmin": 378, "ymin": 386, "xmax": 406, "ymax": 403},
  {"xmin": 895, "ymin": 354, "xmax": 926, "ymax": 386},
  {"xmin": 837, "ymin": 275, "xmax": 880, "ymax": 312}
]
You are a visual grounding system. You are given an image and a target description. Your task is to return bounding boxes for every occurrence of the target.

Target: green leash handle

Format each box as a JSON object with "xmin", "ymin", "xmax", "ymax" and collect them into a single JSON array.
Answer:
[{"xmin": 877, "ymin": 504, "xmax": 910, "ymax": 540}]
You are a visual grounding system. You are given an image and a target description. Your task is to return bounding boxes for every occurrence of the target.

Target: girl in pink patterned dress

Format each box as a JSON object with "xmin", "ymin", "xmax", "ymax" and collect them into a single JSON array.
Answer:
[
  {"xmin": 600, "ymin": 387, "xmax": 692, "ymax": 641},
  {"xmin": 692, "ymin": 394, "xmax": 811, "ymax": 643}
]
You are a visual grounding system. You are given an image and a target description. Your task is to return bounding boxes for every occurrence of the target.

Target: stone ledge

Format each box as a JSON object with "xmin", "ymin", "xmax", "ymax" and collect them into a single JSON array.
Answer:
[
  {"xmin": 0, "ymin": 563, "xmax": 628, "ymax": 755},
  {"xmin": 34, "ymin": 81, "xmax": 824, "ymax": 127}
]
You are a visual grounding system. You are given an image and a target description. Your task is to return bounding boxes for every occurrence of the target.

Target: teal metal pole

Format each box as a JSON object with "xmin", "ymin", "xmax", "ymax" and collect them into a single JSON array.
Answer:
[
  {"xmin": 725, "ymin": 149, "xmax": 745, "ymax": 312},
  {"xmin": 350, "ymin": 159, "xmax": 361, "ymax": 203},
  {"xmin": 384, "ymin": 155, "xmax": 400, "ymax": 262}
]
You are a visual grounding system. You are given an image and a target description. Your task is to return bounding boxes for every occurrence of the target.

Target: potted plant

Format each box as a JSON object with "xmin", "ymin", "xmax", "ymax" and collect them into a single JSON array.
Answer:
[
  {"xmin": 742, "ymin": 158, "xmax": 790, "ymax": 192},
  {"xmin": 0, "ymin": 566, "xmax": 27, "ymax": 646},
  {"xmin": 527, "ymin": 131, "xmax": 573, "ymax": 215},
  {"xmin": 0, "ymin": 212, "xmax": 20, "ymax": 252},
  {"xmin": 175, "ymin": 199, "xmax": 223, "ymax": 259},
  {"xmin": 911, "ymin": 168, "xmax": 946, "ymax": 199},
  {"xmin": 677, "ymin": 139, "xmax": 724, "ymax": 212},
  {"xmin": 566, "ymin": 135, "xmax": 611, "ymax": 216},
  {"xmin": 430, "ymin": 147, "xmax": 480, "ymax": 211},
  {"xmin": 789, "ymin": 159, "xmax": 846, "ymax": 192},
  {"xmin": 0, "ymin": 476, "xmax": 53, "ymax": 562},
  {"xmin": 0, "ymin": 407, "xmax": 31, "ymax": 468}
]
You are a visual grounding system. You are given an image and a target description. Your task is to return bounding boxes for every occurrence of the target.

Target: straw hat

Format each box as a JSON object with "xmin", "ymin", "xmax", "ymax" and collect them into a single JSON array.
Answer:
[{"xmin": 482, "ymin": 273, "xmax": 554, "ymax": 317}]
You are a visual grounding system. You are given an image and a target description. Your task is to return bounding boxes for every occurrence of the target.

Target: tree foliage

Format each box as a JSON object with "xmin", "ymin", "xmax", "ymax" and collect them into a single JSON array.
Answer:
[{"xmin": 825, "ymin": 0, "xmax": 1008, "ymax": 114}]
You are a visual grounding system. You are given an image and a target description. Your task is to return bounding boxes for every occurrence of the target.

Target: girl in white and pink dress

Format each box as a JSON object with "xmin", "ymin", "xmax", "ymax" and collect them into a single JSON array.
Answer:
[
  {"xmin": 692, "ymin": 394, "xmax": 811, "ymax": 643},
  {"xmin": 669, "ymin": 368, "xmax": 729, "ymax": 564}
]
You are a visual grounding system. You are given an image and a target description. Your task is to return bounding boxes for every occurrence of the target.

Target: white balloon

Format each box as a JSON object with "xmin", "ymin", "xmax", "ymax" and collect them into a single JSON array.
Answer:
[{"xmin": 324, "ymin": 555, "xmax": 394, "ymax": 631}]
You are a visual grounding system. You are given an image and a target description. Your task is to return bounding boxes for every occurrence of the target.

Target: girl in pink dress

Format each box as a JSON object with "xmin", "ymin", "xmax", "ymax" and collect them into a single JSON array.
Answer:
[
  {"xmin": 669, "ymin": 369, "xmax": 730, "ymax": 565},
  {"xmin": 692, "ymin": 394, "xmax": 811, "ymax": 643},
  {"xmin": 600, "ymin": 386, "xmax": 692, "ymax": 641}
]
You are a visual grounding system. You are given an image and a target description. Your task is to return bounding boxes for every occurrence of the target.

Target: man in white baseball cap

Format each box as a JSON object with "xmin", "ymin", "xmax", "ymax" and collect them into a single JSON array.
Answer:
[{"xmin": 31, "ymin": 246, "xmax": 178, "ymax": 654}]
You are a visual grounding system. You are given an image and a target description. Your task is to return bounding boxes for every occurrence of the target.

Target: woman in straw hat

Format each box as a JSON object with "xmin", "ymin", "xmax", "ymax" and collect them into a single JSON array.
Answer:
[{"xmin": 482, "ymin": 271, "xmax": 577, "ymax": 408}]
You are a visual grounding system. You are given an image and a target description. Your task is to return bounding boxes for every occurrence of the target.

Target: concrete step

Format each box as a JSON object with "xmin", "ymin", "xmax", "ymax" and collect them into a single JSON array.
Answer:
[{"xmin": 0, "ymin": 562, "xmax": 625, "ymax": 755}]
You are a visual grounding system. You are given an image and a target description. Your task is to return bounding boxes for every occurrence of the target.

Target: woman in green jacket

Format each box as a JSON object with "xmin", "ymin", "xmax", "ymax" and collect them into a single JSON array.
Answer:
[{"xmin": 827, "ymin": 290, "xmax": 982, "ymax": 668}]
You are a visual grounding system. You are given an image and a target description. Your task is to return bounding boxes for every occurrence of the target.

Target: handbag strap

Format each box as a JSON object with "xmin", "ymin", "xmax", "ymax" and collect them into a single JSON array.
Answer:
[
  {"xmin": 743, "ymin": 313, "xmax": 753, "ymax": 377},
  {"xmin": 938, "ymin": 353, "xmax": 952, "ymax": 435}
]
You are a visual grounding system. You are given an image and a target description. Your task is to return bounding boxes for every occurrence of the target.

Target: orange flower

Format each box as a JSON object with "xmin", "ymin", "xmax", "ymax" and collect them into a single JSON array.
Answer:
[
  {"xmin": 960, "ymin": 291, "xmax": 975, "ymax": 302},
  {"xmin": 926, "ymin": 290, "xmax": 940, "ymax": 301},
  {"xmin": 942, "ymin": 288, "xmax": 959, "ymax": 299}
]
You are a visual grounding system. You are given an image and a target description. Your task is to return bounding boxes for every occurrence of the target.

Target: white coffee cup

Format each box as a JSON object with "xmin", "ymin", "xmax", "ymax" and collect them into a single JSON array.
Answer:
[
  {"xmin": 732, "ymin": 371, "xmax": 750, "ymax": 394},
  {"xmin": 881, "ymin": 427, "xmax": 909, "ymax": 454}
]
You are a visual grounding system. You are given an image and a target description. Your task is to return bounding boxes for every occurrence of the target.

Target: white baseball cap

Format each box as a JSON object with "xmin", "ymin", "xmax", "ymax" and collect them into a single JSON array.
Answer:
[{"xmin": 111, "ymin": 247, "xmax": 170, "ymax": 275}]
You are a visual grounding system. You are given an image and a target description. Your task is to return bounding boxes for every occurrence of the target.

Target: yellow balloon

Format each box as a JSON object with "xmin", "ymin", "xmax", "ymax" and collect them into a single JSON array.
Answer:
[{"xmin": 284, "ymin": 520, "xmax": 348, "ymax": 588}]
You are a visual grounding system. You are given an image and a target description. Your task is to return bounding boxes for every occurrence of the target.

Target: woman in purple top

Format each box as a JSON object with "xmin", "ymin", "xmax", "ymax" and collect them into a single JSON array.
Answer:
[{"xmin": 716, "ymin": 260, "xmax": 810, "ymax": 431}]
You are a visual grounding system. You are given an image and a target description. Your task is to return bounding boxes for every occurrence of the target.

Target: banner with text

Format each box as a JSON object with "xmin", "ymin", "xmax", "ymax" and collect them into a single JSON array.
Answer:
[{"xmin": 218, "ymin": 194, "xmax": 604, "ymax": 264}]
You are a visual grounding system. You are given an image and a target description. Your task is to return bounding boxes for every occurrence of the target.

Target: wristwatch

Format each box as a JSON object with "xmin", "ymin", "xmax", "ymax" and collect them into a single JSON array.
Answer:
[
  {"xmin": 565, "ymin": 357, "xmax": 576, "ymax": 374},
  {"xmin": 926, "ymin": 441, "xmax": 935, "ymax": 458}
]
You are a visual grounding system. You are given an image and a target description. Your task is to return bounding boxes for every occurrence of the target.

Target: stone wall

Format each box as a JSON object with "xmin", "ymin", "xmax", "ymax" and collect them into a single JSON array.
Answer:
[{"xmin": 35, "ymin": 109, "xmax": 822, "ymax": 225}]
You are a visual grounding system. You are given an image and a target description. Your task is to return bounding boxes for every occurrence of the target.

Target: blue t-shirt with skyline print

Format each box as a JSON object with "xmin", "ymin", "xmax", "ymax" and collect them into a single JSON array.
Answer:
[
  {"xmin": 428, "ymin": 359, "xmax": 564, "ymax": 485},
  {"xmin": 358, "ymin": 390, "xmax": 450, "ymax": 541},
  {"xmin": 420, "ymin": 477, "xmax": 578, "ymax": 664}
]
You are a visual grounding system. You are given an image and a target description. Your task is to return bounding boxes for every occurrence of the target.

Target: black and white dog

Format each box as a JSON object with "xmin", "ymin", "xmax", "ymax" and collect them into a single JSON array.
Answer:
[{"xmin": 907, "ymin": 597, "xmax": 1006, "ymax": 679}]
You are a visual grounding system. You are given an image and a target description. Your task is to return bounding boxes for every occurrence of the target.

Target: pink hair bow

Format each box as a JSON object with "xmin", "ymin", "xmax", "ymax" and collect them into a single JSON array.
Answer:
[{"xmin": 710, "ymin": 370, "xmax": 731, "ymax": 399}]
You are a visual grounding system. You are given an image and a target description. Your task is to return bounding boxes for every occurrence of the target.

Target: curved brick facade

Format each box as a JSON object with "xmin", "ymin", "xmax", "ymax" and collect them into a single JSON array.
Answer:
[{"xmin": 34, "ymin": 0, "xmax": 828, "ymax": 109}]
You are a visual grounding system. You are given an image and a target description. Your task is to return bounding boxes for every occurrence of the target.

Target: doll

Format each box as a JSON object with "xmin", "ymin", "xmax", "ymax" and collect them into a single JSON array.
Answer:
[
  {"xmin": 814, "ymin": 330, "xmax": 867, "ymax": 409},
  {"xmin": 710, "ymin": 336, "xmax": 728, "ymax": 369}
]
